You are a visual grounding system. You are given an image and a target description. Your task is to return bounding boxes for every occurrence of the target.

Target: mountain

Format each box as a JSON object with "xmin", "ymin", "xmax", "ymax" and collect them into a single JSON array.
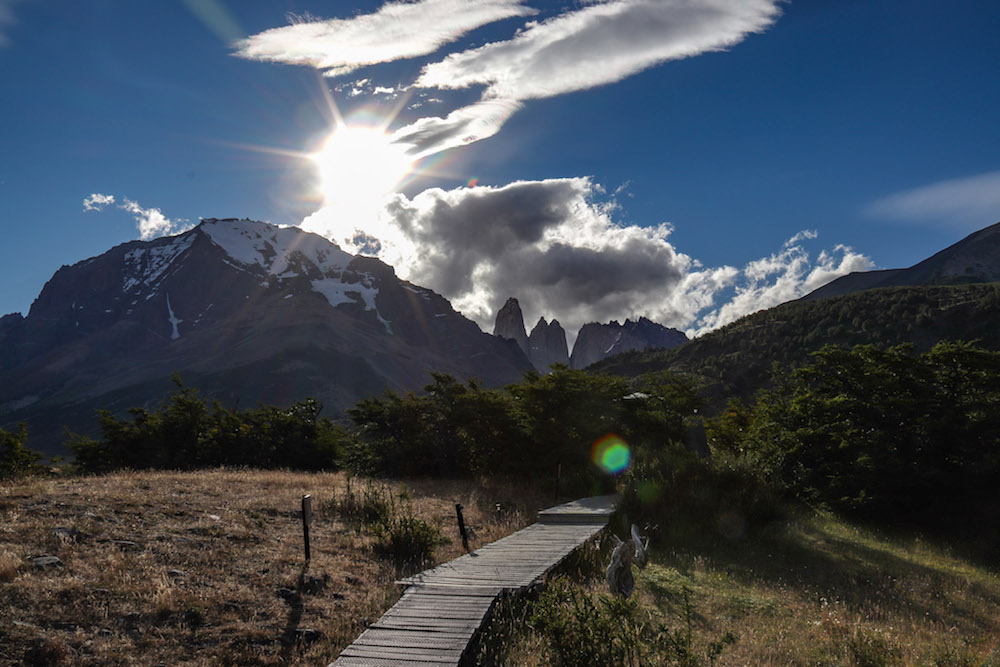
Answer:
[
  {"xmin": 595, "ymin": 221, "xmax": 1000, "ymax": 407},
  {"xmin": 527, "ymin": 317, "xmax": 570, "ymax": 371},
  {"xmin": 803, "ymin": 221, "xmax": 1000, "ymax": 300},
  {"xmin": 492, "ymin": 297, "xmax": 529, "ymax": 355},
  {"xmin": 570, "ymin": 317, "xmax": 687, "ymax": 369},
  {"xmin": 0, "ymin": 218, "xmax": 532, "ymax": 454}
]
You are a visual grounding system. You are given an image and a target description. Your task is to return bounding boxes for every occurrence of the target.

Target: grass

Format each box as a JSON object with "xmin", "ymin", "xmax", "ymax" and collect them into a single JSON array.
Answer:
[
  {"xmin": 0, "ymin": 468, "xmax": 552, "ymax": 665},
  {"xmin": 501, "ymin": 511, "xmax": 1000, "ymax": 665},
  {"xmin": 4, "ymin": 469, "xmax": 999, "ymax": 665}
]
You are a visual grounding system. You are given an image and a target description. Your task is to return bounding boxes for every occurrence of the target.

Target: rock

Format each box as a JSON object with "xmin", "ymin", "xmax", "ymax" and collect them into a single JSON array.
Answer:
[
  {"xmin": 110, "ymin": 540, "xmax": 140, "ymax": 550},
  {"xmin": 527, "ymin": 317, "xmax": 569, "ymax": 372},
  {"xmin": 493, "ymin": 297, "xmax": 529, "ymax": 354},
  {"xmin": 29, "ymin": 554, "xmax": 63, "ymax": 568},
  {"xmin": 570, "ymin": 317, "xmax": 687, "ymax": 369}
]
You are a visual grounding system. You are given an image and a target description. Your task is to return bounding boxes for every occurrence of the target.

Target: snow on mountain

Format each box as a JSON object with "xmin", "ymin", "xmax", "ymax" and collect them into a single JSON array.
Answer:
[{"xmin": 200, "ymin": 218, "xmax": 352, "ymax": 279}]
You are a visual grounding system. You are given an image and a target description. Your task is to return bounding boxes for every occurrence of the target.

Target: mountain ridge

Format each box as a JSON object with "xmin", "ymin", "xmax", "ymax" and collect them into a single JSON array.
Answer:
[{"xmin": 0, "ymin": 218, "xmax": 532, "ymax": 453}]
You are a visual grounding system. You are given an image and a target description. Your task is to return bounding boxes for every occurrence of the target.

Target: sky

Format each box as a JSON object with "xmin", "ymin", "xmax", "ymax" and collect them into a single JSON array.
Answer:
[{"xmin": 2, "ymin": 0, "xmax": 999, "ymax": 340}]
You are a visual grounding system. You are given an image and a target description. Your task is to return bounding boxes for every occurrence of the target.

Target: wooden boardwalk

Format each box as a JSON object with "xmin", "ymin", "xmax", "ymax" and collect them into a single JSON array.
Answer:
[{"xmin": 330, "ymin": 494, "xmax": 618, "ymax": 667}]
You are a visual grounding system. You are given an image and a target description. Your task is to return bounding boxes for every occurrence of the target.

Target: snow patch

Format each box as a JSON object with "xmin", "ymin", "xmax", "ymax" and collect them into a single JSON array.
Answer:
[
  {"xmin": 201, "ymin": 219, "xmax": 352, "ymax": 278},
  {"xmin": 166, "ymin": 293, "xmax": 182, "ymax": 340},
  {"xmin": 121, "ymin": 234, "xmax": 194, "ymax": 293}
]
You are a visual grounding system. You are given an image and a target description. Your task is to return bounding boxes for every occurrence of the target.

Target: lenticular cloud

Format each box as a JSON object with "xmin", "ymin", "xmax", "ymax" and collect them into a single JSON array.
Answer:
[{"xmin": 233, "ymin": 0, "xmax": 535, "ymax": 77}]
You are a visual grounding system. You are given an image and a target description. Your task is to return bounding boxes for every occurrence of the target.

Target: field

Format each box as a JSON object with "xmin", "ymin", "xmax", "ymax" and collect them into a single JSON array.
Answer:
[
  {"xmin": 0, "ymin": 469, "xmax": 552, "ymax": 666},
  {"xmin": 2, "ymin": 469, "xmax": 999, "ymax": 665}
]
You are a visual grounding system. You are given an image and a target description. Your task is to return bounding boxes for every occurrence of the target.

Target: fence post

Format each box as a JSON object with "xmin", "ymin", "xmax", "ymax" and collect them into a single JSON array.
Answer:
[
  {"xmin": 302, "ymin": 494, "xmax": 313, "ymax": 562},
  {"xmin": 455, "ymin": 503, "xmax": 470, "ymax": 553}
]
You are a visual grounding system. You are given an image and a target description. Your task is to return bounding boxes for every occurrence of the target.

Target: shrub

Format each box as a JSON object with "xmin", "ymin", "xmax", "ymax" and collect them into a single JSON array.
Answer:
[
  {"xmin": 529, "ymin": 578, "xmax": 736, "ymax": 666},
  {"xmin": 372, "ymin": 512, "xmax": 444, "ymax": 570},
  {"xmin": 0, "ymin": 424, "xmax": 45, "ymax": 480}
]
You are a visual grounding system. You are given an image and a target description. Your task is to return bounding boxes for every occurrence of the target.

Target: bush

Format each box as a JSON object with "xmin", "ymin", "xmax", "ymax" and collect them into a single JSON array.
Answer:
[
  {"xmin": 330, "ymin": 478, "xmax": 443, "ymax": 571},
  {"xmin": 0, "ymin": 424, "xmax": 45, "ymax": 480},
  {"xmin": 529, "ymin": 578, "xmax": 736, "ymax": 666},
  {"xmin": 68, "ymin": 376, "xmax": 347, "ymax": 473},
  {"xmin": 372, "ymin": 513, "xmax": 444, "ymax": 570}
]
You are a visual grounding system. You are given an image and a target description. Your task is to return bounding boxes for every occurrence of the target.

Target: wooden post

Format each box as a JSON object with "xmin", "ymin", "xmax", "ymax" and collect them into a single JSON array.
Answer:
[
  {"xmin": 455, "ymin": 503, "xmax": 470, "ymax": 553},
  {"xmin": 302, "ymin": 494, "xmax": 313, "ymax": 562}
]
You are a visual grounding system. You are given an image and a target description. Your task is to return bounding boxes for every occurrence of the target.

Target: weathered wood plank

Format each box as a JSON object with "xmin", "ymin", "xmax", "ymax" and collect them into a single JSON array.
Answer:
[{"xmin": 331, "ymin": 494, "xmax": 618, "ymax": 666}]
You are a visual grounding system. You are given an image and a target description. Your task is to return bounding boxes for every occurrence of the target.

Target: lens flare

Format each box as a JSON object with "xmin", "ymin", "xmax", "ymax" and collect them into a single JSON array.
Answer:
[{"xmin": 592, "ymin": 434, "xmax": 630, "ymax": 474}]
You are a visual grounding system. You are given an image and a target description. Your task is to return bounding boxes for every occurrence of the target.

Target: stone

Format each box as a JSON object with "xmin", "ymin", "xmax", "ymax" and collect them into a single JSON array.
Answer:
[
  {"xmin": 29, "ymin": 554, "xmax": 63, "ymax": 568},
  {"xmin": 493, "ymin": 297, "xmax": 529, "ymax": 354},
  {"xmin": 527, "ymin": 317, "xmax": 569, "ymax": 372}
]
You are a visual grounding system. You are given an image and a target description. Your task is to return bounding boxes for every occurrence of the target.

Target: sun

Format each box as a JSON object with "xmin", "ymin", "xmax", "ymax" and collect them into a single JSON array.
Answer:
[{"xmin": 312, "ymin": 125, "xmax": 414, "ymax": 213}]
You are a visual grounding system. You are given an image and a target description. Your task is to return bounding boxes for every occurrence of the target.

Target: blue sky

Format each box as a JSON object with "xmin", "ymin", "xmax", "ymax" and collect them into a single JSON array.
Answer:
[{"xmin": 2, "ymin": 0, "xmax": 999, "ymax": 337}]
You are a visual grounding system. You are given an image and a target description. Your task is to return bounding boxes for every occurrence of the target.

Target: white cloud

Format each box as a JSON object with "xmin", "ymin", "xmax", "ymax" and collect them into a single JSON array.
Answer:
[
  {"xmin": 302, "ymin": 178, "xmax": 869, "ymax": 343},
  {"xmin": 691, "ymin": 233, "xmax": 873, "ymax": 335},
  {"xmin": 865, "ymin": 169, "xmax": 1000, "ymax": 229},
  {"xmin": 83, "ymin": 193, "xmax": 116, "ymax": 211},
  {"xmin": 416, "ymin": 0, "xmax": 781, "ymax": 101},
  {"xmin": 119, "ymin": 198, "xmax": 192, "ymax": 240},
  {"xmin": 390, "ymin": 98, "xmax": 522, "ymax": 157},
  {"xmin": 389, "ymin": 0, "xmax": 781, "ymax": 161},
  {"xmin": 233, "ymin": 0, "xmax": 535, "ymax": 77}
]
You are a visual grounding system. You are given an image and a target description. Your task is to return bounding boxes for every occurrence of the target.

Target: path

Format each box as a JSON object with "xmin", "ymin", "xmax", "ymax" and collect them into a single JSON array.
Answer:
[{"xmin": 330, "ymin": 494, "xmax": 619, "ymax": 666}]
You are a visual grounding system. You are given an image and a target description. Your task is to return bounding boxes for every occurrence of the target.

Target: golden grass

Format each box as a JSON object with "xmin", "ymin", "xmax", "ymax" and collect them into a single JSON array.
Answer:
[
  {"xmin": 0, "ymin": 469, "xmax": 554, "ymax": 666},
  {"xmin": 503, "ymin": 511, "xmax": 1000, "ymax": 665}
]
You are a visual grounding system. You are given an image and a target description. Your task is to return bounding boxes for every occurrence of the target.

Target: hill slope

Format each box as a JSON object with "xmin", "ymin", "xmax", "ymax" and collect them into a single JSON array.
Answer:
[{"xmin": 593, "ymin": 281, "xmax": 1000, "ymax": 405}]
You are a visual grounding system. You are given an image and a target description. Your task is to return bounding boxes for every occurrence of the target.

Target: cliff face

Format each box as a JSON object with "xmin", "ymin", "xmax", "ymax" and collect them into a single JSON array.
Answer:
[
  {"xmin": 527, "ymin": 317, "xmax": 569, "ymax": 372},
  {"xmin": 492, "ymin": 297, "xmax": 529, "ymax": 354},
  {"xmin": 570, "ymin": 317, "xmax": 687, "ymax": 369}
]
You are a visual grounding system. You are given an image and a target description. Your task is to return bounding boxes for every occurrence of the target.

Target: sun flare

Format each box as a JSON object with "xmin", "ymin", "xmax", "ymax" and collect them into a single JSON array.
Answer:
[{"xmin": 312, "ymin": 125, "xmax": 413, "ymax": 211}]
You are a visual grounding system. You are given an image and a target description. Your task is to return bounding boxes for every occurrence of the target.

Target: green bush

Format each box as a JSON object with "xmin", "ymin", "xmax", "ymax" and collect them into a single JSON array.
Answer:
[
  {"xmin": 741, "ymin": 342, "xmax": 1000, "ymax": 527},
  {"xmin": 0, "ymin": 424, "xmax": 45, "ymax": 480},
  {"xmin": 529, "ymin": 579, "xmax": 736, "ymax": 666},
  {"xmin": 372, "ymin": 512, "xmax": 444, "ymax": 570},
  {"xmin": 68, "ymin": 376, "xmax": 347, "ymax": 473}
]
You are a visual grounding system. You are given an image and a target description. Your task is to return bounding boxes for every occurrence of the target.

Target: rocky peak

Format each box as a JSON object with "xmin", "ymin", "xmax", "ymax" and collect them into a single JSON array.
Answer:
[
  {"xmin": 570, "ymin": 318, "xmax": 687, "ymax": 369},
  {"xmin": 493, "ymin": 297, "xmax": 528, "ymax": 354},
  {"xmin": 528, "ymin": 317, "xmax": 569, "ymax": 372}
]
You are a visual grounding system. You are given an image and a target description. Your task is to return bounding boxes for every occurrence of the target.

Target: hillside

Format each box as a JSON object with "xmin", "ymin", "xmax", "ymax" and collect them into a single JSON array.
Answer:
[{"xmin": 593, "ymin": 281, "xmax": 1000, "ymax": 405}]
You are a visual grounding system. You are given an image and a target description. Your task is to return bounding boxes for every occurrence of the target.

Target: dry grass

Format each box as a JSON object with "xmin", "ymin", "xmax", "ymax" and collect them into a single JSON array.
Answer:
[
  {"xmin": 0, "ymin": 469, "xmax": 553, "ymax": 666},
  {"xmin": 503, "ymin": 512, "xmax": 1000, "ymax": 665}
]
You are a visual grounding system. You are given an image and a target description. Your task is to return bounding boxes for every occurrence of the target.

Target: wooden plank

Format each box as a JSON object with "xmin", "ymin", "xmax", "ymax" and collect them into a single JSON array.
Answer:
[{"xmin": 333, "ymin": 493, "xmax": 617, "ymax": 666}]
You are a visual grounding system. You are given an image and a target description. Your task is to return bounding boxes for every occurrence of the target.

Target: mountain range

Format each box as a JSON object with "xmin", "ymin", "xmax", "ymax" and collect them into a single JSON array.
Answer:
[
  {"xmin": 0, "ymin": 219, "xmax": 531, "ymax": 453},
  {"xmin": 1, "ymin": 218, "xmax": 690, "ymax": 455},
  {"xmin": 491, "ymin": 297, "xmax": 687, "ymax": 372}
]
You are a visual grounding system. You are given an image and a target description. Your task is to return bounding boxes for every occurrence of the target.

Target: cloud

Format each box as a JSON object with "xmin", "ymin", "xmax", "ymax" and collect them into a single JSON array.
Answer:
[
  {"xmin": 83, "ymin": 193, "xmax": 116, "ymax": 211},
  {"xmin": 691, "ymin": 234, "xmax": 873, "ymax": 335},
  {"xmin": 302, "ymin": 178, "xmax": 868, "ymax": 343},
  {"xmin": 119, "ymin": 198, "xmax": 191, "ymax": 240},
  {"xmin": 390, "ymin": 0, "xmax": 781, "ymax": 160},
  {"xmin": 416, "ymin": 0, "xmax": 782, "ymax": 101},
  {"xmin": 390, "ymin": 98, "xmax": 522, "ymax": 156},
  {"xmin": 865, "ymin": 169, "xmax": 1000, "ymax": 229},
  {"xmin": 233, "ymin": 0, "xmax": 535, "ymax": 77}
]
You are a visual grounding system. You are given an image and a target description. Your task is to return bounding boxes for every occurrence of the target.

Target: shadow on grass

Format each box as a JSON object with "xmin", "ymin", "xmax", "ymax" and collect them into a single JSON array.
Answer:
[{"xmin": 648, "ymin": 513, "xmax": 1000, "ymax": 637}]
